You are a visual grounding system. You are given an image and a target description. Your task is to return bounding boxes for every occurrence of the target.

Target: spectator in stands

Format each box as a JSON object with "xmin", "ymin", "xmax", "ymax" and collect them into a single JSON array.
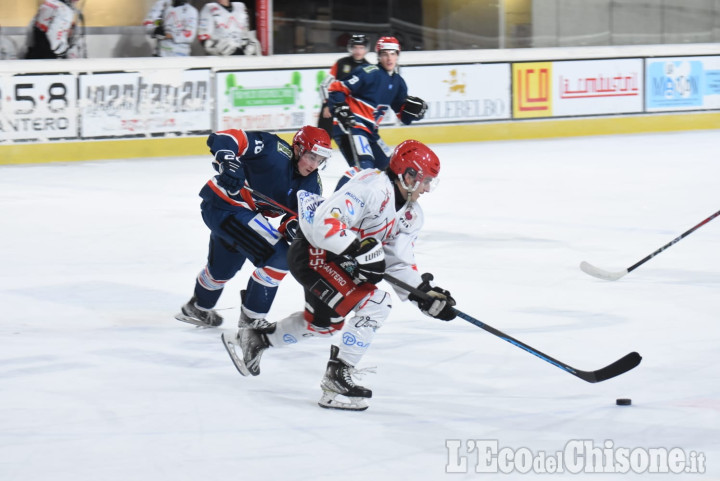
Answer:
[
  {"xmin": 198, "ymin": 0, "xmax": 261, "ymax": 56},
  {"xmin": 24, "ymin": 0, "xmax": 79, "ymax": 59},
  {"xmin": 144, "ymin": 0, "xmax": 198, "ymax": 57}
]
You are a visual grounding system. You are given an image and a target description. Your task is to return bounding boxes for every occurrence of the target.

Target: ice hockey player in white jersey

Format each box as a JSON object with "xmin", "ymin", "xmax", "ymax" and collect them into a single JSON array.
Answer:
[
  {"xmin": 198, "ymin": 0, "xmax": 260, "ymax": 56},
  {"xmin": 222, "ymin": 139, "xmax": 458, "ymax": 411},
  {"xmin": 25, "ymin": 0, "xmax": 78, "ymax": 59},
  {"xmin": 144, "ymin": 0, "xmax": 198, "ymax": 57}
]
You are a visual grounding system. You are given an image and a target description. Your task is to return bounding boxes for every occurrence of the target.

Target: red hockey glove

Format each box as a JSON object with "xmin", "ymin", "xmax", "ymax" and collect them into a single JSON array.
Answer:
[{"xmin": 278, "ymin": 215, "xmax": 299, "ymax": 241}]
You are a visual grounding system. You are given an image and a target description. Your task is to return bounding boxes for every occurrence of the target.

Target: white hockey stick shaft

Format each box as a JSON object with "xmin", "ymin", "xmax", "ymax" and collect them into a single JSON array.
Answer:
[{"xmin": 581, "ymin": 209, "xmax": 720, "ymax": 281}]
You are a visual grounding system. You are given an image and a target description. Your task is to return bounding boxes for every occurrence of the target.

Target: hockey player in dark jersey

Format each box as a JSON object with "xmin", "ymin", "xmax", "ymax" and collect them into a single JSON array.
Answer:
[
  {"xmin": 327, "ymin": 36, "xmax": 428, "ymax": 171},
  {"xmin": 175, "ymin": 126, "xmax": 332, "ymax": 329},
  {"xmin": 318, "ymin": 34, "xmax": 371, "ymax": 164}
]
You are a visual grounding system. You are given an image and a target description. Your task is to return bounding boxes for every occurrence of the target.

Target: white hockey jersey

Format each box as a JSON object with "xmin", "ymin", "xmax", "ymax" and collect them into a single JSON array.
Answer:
[
  {"xmin": 198, "ymin": 2, "xmax": 249, "ymax": 48},
  {"xmin": 298, "ymin": 169, "xmax": 424, "ymax": 298},
  {"xmin": 143, "ymin": 0, "xmax": 198, "ymax": 57},
  {"xmin": 28, "ymin": 0, "xmax": 76, "ymax": 58}
]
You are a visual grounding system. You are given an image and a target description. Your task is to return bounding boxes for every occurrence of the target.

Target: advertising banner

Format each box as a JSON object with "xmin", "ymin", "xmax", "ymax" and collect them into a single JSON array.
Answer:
[
  {"xmin": 553, "ymin": 59, "xmax": 643, "ymax": 116},
  {"xmin": 401, "ymin": 63, "xmax": 511, "ymax": 123},
  {"xmin": 0, "ymin": 74, "xmax": 77, "ymax": 141},
  {"xmin": 216, "ymin": 69, "xmax": 326, "ymax": 131},
  {"xmin": 79, "ymin": 69, "xmax": 212, "ymax": 138},
  {"xmin": 513, "ymin": 62, "xmax": 553, "ymax": 118},
  {"xmin": 646, "ymin": 56, "xmax": 720, "ymax": 111}
]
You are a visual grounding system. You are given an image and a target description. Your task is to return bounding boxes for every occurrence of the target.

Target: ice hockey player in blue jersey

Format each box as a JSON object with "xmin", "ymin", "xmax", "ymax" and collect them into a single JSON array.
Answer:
[
  {"xmin": 327, "ymin": 35, "xmax": 427, "ymax": 171},
  {"xmin": 318, "ymin": 34, "xmax": 371, "ymax": 163},
  {"xmin": 176, "ymin": 126, "xmax": 332, "ymax": 329}
]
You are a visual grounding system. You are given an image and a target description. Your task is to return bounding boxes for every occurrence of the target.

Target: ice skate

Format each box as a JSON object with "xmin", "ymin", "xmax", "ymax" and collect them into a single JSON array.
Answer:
[
  {"xmin": 318, "ymin": 345, "xmax": 373, "ymax": 411},
  {"xmin": 175, "ymin": 296, "xmax": 223, "ymax": 328},
  {"xmin": 238, "ymin": 290, "xmax": 272, "ymax": 330},
  {"xmin": 221, "ymin": 324, "xmax": 272, "ymax": 376}
]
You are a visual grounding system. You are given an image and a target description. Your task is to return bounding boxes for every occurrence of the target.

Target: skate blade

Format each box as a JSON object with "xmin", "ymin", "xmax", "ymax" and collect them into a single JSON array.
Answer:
[
  {"xmin": 318, "ymin": 391, "xmax": 369, "ymax": 411},
  {"xmin": 221, "ymin": 332, "xmax": 251, "ymax": 377},
  {"xmin": 175, "ymin": 313, "xmax": 215, "ymax": 329}
]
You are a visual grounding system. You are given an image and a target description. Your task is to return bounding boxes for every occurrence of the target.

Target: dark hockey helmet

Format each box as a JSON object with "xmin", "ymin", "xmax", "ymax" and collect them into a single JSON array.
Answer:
[
  {"xmin": 389, "ymin": 139, "xmax": 440, "ymax": 192},
  {"xmin": 347, "ymin": 34, "xmax": 369, "ymax": 52},
  {"xmin": 375, "ymin": 36, "xmax": 400, "ymax": 54},
  {"xmin": 293, "ymin": 125, "xmax": 333, "ymax": 164}
]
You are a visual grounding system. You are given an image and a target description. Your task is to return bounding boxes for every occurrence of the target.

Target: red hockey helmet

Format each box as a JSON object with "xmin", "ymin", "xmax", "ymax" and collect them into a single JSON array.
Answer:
[
  {"xmin": 293, "ymin": 125, "xmax": 333, "ymax": 163},
  {"xmin": 389, "ymin": 140, "xmax": 440, "ymax": 192},
  {"xmin": 375, "ymin": 36, "xmax": 400, "ymax": 54}
]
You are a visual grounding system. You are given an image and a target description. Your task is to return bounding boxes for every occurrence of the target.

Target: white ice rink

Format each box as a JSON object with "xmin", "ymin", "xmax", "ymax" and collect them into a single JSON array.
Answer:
[{"xmin": 1, "ymin": 130, "xmax": 718, "ymax": 480}]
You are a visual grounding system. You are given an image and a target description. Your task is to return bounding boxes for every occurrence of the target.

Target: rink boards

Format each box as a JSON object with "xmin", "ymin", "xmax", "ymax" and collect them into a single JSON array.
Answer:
[{"xmin": 1, "ymin": 45, "xmax": 719, "ymax": 164}]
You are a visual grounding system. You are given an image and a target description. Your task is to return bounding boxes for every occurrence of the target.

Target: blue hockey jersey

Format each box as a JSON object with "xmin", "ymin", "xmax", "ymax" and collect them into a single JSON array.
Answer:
[
  {"xmin": 200, "ymin": 129, "xmax": 323, "ymax": 216},
  {"xmin": 327, "ymin": 64, "xmax": 418, "ymax": 134}
]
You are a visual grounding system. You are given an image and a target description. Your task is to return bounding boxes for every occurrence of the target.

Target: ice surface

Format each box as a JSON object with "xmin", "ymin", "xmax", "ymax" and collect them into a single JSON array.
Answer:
[{"xmin": 1, "ymin": 131, "xmax": 718, "ymax": 480}]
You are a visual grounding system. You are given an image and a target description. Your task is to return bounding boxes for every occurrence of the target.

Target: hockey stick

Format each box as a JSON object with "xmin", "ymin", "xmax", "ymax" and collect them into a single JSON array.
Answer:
[
  {"xmin": 383, "ymin": 273, "xmax": 641, "ymax": 383},
  {"xmin": 242, "ymin": 186, "xmax": 296, "ymax": 216},
  {"xmin": 580, "ymin": 209, "xmax": 720, "ymax": 281},
  {"xmin": 336, "ymin": 119, "xmax": 361, "ymax": 168},
  {"xmin": 345, "ymin": 129, "xmax": 361, "ymax": 169}
]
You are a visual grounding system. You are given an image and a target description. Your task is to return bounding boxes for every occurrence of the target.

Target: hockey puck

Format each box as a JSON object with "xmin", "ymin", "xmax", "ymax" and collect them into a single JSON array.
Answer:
[{"xmin": 616, "ymin": 398, "xmax": 632, "ymax": 406}]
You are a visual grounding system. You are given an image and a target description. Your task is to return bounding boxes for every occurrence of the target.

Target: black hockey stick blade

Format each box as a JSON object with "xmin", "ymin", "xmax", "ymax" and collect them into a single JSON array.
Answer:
[
  {"xmin": 383, "ymin": 273, "xmax": 642, "ymax": 383},
  {"xmin": 454, "ymin": 310, "xmax": 642, "ymax": 383},
  {"xmin": 585, "ymin": 351, "xmax": 642, "ymax": 383}
]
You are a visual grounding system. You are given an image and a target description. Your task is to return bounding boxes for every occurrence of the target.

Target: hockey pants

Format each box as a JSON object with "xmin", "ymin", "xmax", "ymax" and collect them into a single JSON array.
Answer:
[
  {"xmin": 193, "ymin": 202, "xmax": 289, "ymax": 317},
  {"xmin": 266, "ymin": 237, "xmax": 392, "ymax": 366}
]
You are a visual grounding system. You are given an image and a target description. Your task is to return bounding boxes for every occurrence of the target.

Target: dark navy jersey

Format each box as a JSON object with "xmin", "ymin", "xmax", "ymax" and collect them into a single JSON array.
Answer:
[
  {"xmin": 328, "ymin": 64, "xmax": 417, "ymax": 133},
  {"xmin": 331, "ymin": 55, "xmax": 370, "ymax": 81},
  {"xmin": 200, "ymin": 129, "xmax": 323, "ymax": 216}
]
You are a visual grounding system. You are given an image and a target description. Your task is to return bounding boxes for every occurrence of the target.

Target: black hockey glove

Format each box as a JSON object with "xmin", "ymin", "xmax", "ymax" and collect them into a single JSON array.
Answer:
[
  {"xmin": 152, "ymin": 24, "xmax": 166, "ymax": 39},
  {"xmin": 409, "ymin": 273, "xmax": 457, "ymax": 321},
  {"xmin": 215, "ymin": 149, "xmax": 244, "ymax": 195},
  {"xmin": 338, "ymin": 238, "xmax": 385, "ymax": 285},
  {"xmin": 278, "ymin": 215, "xmax": 299, "ymax": 241},
  {"xmin": 402, "ymin": 96, "xmax": 428, "ymax": 120},
  {"xmin": 332, "ymin": 102, "xmax": 356, "ymax": 130}
]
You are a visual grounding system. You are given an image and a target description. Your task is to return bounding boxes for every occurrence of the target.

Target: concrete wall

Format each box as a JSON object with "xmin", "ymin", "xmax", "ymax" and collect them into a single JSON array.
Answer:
[{"xmin": 532, "ymin": 0, "xmax": 720, "ymax": 47}]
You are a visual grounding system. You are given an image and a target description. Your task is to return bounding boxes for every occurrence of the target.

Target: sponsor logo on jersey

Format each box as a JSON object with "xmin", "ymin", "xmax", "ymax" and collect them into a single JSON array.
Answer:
[
  {"xmin": 345, "ymin": 199, "xmax": 355, "ymax": 215},
  {"xmin": 399, "ymin": 208, "xmax": 414, "ymax": 229},
  {"xmin": 277, "ymin": 142, "xmax": 292, "ymax": 159},
  {"xmin": 321, "ymin": 264, "xmax": 347, "ymax": 287},
  {"xmin": 342, "ymin": 332, "xmax": 370, "ymax": 348},
  {"xmin": 309, "ymin": 279, "xmax": 336, "ymax": 303},
  {"xmin": 344, "ymin": 191, "xmax": 365, "ymax": 207},
  {"xmin": 282, "ymin": 334, "xmax": 298, "ymax": 344}
]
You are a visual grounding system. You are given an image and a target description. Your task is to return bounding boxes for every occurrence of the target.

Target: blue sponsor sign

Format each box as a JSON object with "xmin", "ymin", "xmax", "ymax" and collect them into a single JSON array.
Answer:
[
  {"xmin": 705, "ymin": 69, "xmax": 720, "ymax": 95},
  {"xmin": 646, "ymin": 60, "xmax": 703, "ymax": 109}
]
